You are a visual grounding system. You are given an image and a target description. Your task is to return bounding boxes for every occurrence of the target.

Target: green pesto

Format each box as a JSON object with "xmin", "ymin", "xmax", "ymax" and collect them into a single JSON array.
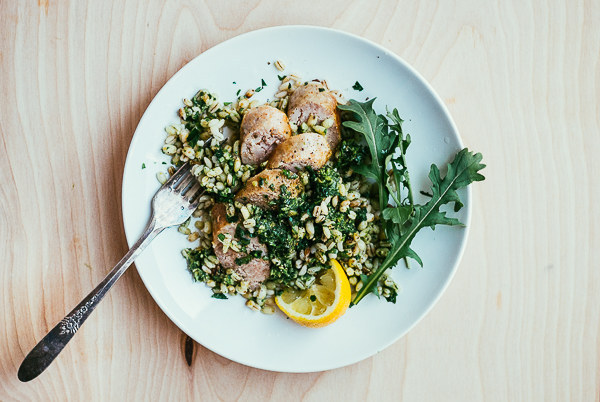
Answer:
[
  {"xmin": 249, "ymin": 165, "xmax": 362, "ymax": 287},
  {"xmin": 335, "ymin": 140, "xmax": 367, "ymax": 171},
  {"xmin": 235, "ymin": 255, "xmax": 252, "ymax": 265},
  {"xmin": 184, "ymin": 248, "xmax": 211, "ymax": 282},
  {"xmin": 225, "ymin": 214, "xmax": 239, "ymax": 223},
  {"xmin": 309, "ymin": 165, "xmax": 342, "ymax": 199},
  {"xmin": 281, "ymin": 169, "xmax": 298, "ymax": 179}
]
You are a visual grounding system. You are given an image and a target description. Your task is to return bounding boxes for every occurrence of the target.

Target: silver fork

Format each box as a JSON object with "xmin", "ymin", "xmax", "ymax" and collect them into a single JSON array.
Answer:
[{"xmin": 18, "ymin": 162, "xmax": 203, "ymax": 382}]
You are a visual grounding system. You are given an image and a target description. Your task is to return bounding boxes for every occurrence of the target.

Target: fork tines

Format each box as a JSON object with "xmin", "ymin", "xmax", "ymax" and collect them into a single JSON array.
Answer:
[
  {"xmin": 164, "ymin": 161, "xmax": 193, "ymax": 188},
  {"xmin": 163, "ymin": 162, "xmax": 204, "ymax": 204}
]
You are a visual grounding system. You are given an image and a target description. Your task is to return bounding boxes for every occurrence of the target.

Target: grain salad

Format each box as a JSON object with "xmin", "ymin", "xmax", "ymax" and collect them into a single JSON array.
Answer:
[{"xmin": 158, "ymin": 61, "xmax": 485, "ymax": 326}]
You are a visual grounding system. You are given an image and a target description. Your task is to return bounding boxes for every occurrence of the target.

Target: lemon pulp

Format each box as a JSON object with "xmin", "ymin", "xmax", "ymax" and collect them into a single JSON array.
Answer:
[{"xmin": 275, "ymin": 260, "xmax": 351, "ymax": 328}]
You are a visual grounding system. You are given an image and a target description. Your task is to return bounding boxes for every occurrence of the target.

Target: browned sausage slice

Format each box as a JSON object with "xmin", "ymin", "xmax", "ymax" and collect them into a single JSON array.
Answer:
[
  {"xmin": 211, "ymin": 203, "xmax": 270, "ymax": 287},
  {"xmin": 235, "ymin": 169, "xmax": 303, "ymax": 210},
  {"xmin": 287, "ymin": 81, "xmax": 341, "ymax": 150},
  {"xmin": 266, "ymin": 133, "xmax": 331, "ymax": 172},
  {"xmin": 240, "ymin": 105, "xmax": 291, "ymax": 165}
]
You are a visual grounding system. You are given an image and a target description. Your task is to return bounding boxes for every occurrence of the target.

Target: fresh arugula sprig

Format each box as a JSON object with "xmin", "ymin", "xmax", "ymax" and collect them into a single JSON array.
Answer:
[
  {"xmin": 383, "ymin": 108, "xmax": 414, "ymax": 226},
  {"xmin": 383, "ymin": 108, "xmax": 415, "ymax": 269},
  {"xmin": 354, "ymin": 147, "xmax": 486, "ymax": 305},
  {"xmin": 338, "ymin": 99, "xmax": 486, "ymax": 306},
  {"xmin": 337, "ymin": 99, "xmax": 392, "ymax": 211}
]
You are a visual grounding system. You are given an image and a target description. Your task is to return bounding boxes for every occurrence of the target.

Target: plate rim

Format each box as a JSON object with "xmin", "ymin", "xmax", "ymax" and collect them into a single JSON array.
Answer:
[{"xmin": 121, "ymin": 24, "xmax": 472, "ymax": 373}]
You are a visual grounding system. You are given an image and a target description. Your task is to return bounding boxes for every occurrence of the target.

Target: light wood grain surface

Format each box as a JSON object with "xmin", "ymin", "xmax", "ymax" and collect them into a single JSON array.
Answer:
[{"xmin": 1, "ymin": 0, "xmax": 599, "ymax": 400}]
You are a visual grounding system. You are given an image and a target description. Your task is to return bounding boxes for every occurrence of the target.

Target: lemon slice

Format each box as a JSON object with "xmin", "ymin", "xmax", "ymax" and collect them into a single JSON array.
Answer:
[{"xmin": 275, "ymin": 260, "xmax": 351, "ymax": 328}]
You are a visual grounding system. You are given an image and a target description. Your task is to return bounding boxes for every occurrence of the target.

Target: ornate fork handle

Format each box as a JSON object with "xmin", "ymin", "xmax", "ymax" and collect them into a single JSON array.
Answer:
[{"xmin": 17, "ymin": 218, "xmax": 164, "ymax": 382}]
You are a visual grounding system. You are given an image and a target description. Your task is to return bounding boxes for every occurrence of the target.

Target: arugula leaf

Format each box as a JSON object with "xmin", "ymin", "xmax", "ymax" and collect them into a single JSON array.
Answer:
[
  {"xmin": 340, "ymin": 93, "xmax": 485, "ymax": 306},
  {"xmin": 339, "ymin": 100, "xmax": 415, "ymax": 270},
  {"xmin": 360, "ymin": 274, "xmax": 380, "ymax": 297},
  {"xmin": 337, "ymin": 99, "xmax": 391, "ymax": 209},
  {"xmin": 382, "ymin": 206, "xmax": 412, "ymax": 224},
  {"xmin": 352, "ymin": 148, "xmax": 486, "ymax": 305},
  {"xmin": 386, "ymin": 109, "xmax": 413, "ymax": 206}
]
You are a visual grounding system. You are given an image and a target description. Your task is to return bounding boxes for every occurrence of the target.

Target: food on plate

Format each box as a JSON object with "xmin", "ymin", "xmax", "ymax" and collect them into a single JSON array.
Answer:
[
  {"xmin": 275, "ymin": 259, "xmax": 350, "ymax": 328},
  {"xmin": 235, "ymin": 169, "xmax": 304, "ymax": 210},
  {"xmin": 158, "ymin": 64, "xmax": 485, "ymax": 326},
  {"xmin": 211, "ymin": 203, "xmax": 270, "ymax": 288},
  {"xmin": 287, "ymin": 81, "xmax": 341, "ymax": 150},
  {"xmin": 240, "ymin": 104, "xmax": 291, "ymax": 165},
  {"xmin": 266, "ymin": 132, "xmax": 331, "ymax": 172}
]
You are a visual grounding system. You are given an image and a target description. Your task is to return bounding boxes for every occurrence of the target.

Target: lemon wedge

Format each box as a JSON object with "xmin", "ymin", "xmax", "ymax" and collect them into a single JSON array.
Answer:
[{"xmin": 275, "ymin": 260, "xmax": 351, "ymax": 328}]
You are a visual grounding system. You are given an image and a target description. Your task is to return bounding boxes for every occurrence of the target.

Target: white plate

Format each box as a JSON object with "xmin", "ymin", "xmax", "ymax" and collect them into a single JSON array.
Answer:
[{"xmin": 122, "ymin": 25, "xmax": 470, "ymax": 372}]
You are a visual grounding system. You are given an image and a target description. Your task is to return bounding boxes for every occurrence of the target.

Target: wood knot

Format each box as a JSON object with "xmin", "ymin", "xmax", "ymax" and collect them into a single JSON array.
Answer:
[{"xmin": 182, "ymin": 334, "xmax": 195, "ymax": 367}]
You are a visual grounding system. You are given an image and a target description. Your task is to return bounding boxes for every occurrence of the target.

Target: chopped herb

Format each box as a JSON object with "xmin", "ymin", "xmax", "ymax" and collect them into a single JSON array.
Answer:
[
  {"xmin": 236, "ymin": 89, "xmax": 241, "ymax": 96},
  {"xmin": 310, "ymin": 295, "xmax": 317, "ymax": 302},
  {"xmin": 276, "ymin": 186, "xmax": 307, "ymax": 221},
  {"xmin": 217, "ymin": 233, "xmax": 226, "ymax": 241},
  {"xmin": 258, "ymin": 177, "xmax": 266, "ymax": 186},
  {"xmin": 335, "ymin": 140, "xmax": 367, "ymax": 171},
  {"xmin": 232, "ymin": 81, "xmax": 236, "ymax": 84},
  {"xmin": 214, "ymin": 148, "xmax": 225, "ymax": 159},
  {"xmin": 186, "ymin": 126, "xmax": 202, "ymax": 147},
  {"xmin": 310, "ymin": 165, "xmax": 342, "ymax": 199},
  {"xmin": 384, "ymin": 288, "xmax": 397, "ymax": 303},
  {"xmin": 277, "ymin": 74, "xmax": 286, "ymax": 81},
  {"xmin": 327, "ymin": 210, "xmax": 356, "ymax": 236},
  {"xmin": 142, "ymin": 163, "xmax": 146, "ymax": 169},
  {"xmin": 250, "ymin": 250, "xmax": 263, "ymax": 258},
  {"xmin": 255, "ymin": 79, "xmax": 268, "ymax": 93},
  {"xmin": 235, "ymin": 255, "xmax": 253, "ymax": 265},
  {"xmin": 318, "ymin": 88, "xmax": 325, "ymax": 92},
  {"xmin": 183, "ymin": 248, "xmax": 212, "ymax": 282},
  {"xmin": 162, "ymin": 161, "xmax": 167, "ymax": 165},
  {"xmin": 224, "ymin": 102, "xmax": 231, "ymax": 106},
  {"xmin": 281, "ymin": 169, "xmax": 298, "ymax": 179},
  {"xmin": 352, "ymin": 81, "xmax": 364, "ymax": 91},
  {"xmin": 420, "ymin": 190, "xmax": 433, "ymax": 198},
  {"xmin": 226, "ymin": 214, "xmax": 239, "ymax": 223},
  {"xmin": 235, "ymin": 224, "xmax": 251, "ymax": 241},
  {"xmin": 211, "ymin": 293, "xmax": 228, "ymax": 300}
]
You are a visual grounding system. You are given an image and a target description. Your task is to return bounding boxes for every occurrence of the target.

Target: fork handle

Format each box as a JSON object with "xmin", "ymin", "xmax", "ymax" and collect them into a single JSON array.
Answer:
[{"xmin": 17, "ymin": 219, "xmax": 164, "ymax": 382}]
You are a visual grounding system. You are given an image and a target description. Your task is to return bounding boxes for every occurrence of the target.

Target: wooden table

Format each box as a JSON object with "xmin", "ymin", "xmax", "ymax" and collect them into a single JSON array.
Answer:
[{"xmin": 2, "ymin": 1, "xmax": 598, "ymax": 400}]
